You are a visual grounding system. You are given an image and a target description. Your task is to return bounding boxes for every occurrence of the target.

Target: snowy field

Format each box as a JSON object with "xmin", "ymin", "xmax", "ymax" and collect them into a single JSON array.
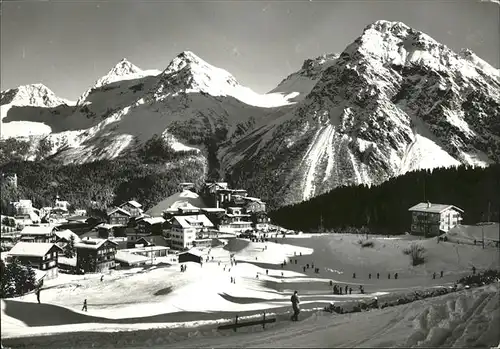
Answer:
[{"xmin": 2, "ymin": 233, "xmax": 499, "ymax": 348}]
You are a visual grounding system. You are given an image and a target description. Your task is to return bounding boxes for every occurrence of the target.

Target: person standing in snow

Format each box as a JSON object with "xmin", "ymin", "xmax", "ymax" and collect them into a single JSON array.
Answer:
[
  {"xmin": 36, "ymin": 288, "xmax": 41, "ymax": 304},
  {"xmin": 100, "ymin": 275, "xmax": 104, "ymax": 282},
  {"xmin": 345, "ymin": 285, "xmax": 348, "ymax": 294},
  {"xmin": 291, "ymin": 291, "xmax": 300, "ymax": 321},
  {"xmin": 82, "ymin": 299, "xmax": 87, "ymax": 312}
]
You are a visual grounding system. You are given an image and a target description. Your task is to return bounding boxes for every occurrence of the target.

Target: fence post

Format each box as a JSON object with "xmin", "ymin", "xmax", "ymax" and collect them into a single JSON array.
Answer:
[
  {"xmin": 262, "ymin": 312, "xmax": 266, "ymax": 329},
  {"xmin": 234, "ymin": 315, "xmax": 238, "ymax": 332}
]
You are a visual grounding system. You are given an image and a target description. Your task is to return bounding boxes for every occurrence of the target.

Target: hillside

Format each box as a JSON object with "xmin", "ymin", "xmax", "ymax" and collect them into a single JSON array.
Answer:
[
  {"xmin": 269, "ymin": 164, "xmax": 500, "ymax": 234},
  {"xmin": 225, "ymin": 20, "xmax": 500, "ymax": 208},
  {"xmin": 0, "ymin": 136, "xmax": 206, "ymax": 214},
  {"xmin": 2, "ymin": 234, "xmax": 498, "ymax": 348}
]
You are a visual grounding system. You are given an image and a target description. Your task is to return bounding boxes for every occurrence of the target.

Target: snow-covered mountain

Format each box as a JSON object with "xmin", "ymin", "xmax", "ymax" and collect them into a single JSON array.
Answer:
[
  {"xmin": 224, "ymin": 20, "xmax": 500, "ymax": 207},
  {"xmin": 0, "ymin": 84, "xmax": 74, "ymax": 138},
  {"xmin": 18, "ymin": 51, "xmax": 297, "ymax": 164},
  {"xmin": 1, "ymin": 21, "xmax": 499, "ymax": 209}
]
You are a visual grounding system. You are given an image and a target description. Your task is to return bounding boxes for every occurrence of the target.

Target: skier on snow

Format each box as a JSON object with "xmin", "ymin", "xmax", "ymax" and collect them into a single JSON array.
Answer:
[{"xmin": 291, "ymin": 290, "xmax": 300, "ymax": 321}]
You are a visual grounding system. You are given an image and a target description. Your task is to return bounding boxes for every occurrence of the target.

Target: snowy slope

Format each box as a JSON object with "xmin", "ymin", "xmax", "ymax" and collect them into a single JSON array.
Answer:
[
  {"xmin": 226, "ymin": 20, "xmax": 500, "ymax": 207},
  {"xmin": 1, "ymin": 234, "xmax": 499, "ymax": 348},
  {"xmin": 40, "ymin": 51, "xmax": 299, "ymax": 164},
  {"xmin": 269, "ymin": 53, "xmax": 339, "ymax": 101}
]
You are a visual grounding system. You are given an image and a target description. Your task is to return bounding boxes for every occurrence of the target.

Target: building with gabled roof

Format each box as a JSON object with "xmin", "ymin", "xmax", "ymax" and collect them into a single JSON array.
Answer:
[
  {"xmin": 55, "ymin": 229, "xmax": 81, "ymax": 244},
  {"xmin": 75, "ymin": 238, "xmax": 118, "ymax": 273},
  {"xmin": 107, "ymin": 207, "xmax": 131, "ymax": 226},
  {"xmin": 120, "ymin": 200, "xmax": 143, "ymax": 218},
  {"xmin": 20, "ymin": 225, "xmax": 58, "ymax": 243},
  {"xmin": 167, "ymin": 214, "xmax": 214, "ymax": 250},
  {"xmin": 408, "ymin": 202, "xmax": 464, "ymax": 237},
  {"xmin": 8, "ymin": 242, "xmax": 63, "ymax": 279},
  {"xmin": 178, "ymin": 248, "xmax": 203, "ymax": 264}
]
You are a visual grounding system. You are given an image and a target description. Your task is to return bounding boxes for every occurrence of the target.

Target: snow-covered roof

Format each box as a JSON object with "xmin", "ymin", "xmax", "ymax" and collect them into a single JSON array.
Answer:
[
  {"xmin": 115, "ymin": 251, "xmax": 150, "ymax": 265},
  {"xmin": 201, "ymin": 208, "xmax": 226, "ymax": 212},
  {"xmin": 139, "ymin": 217, "xmax": 166, "ymax": 225},
  {"xmin": 107, "ymin": 207, "xmax": 131, "ymax": 216},
  {"xmin": 9, "ymin": 242, "xmax": 61, "ymax": 257},
  {"xmin": 55, "ymin": 229, "xmax": 81, "ymax": 242},
  {"xmin": 146, "ymin": 190, "xmax": 207, "ymax": 216},
  {"xmin": 180, "ymin": 248, "xmax": 203, "ymax": 257},
  {"xmin": 172, "ymin": 214, "xmax": 214, "ymax": 229},
  {"xmin": 75, "ymin": 238, "xmax": 118, "ymax": 250},
  {"xmin": 20, "ymin": 225, "xmax": 56, "ymax": 236},
  {"xmin": 122, "ymin": 200, "xmax": 142, "ymax": 208},
  {"xmin": 408, "ymin": 203, "xmax": 464, "ymax": 214},
  {"xmin": 96, "ymin": 223, "xmax": 124, "ymax": 230}
]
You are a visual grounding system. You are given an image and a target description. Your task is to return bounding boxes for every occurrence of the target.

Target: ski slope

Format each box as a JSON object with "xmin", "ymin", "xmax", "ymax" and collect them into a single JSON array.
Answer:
[{"xmin": 1, "ymin": 233, "xmax": 498, "ymax": 348}]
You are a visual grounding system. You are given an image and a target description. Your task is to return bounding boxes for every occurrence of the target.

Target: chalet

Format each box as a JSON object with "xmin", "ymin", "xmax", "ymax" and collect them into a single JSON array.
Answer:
[
  {"xmin": 54, "ymin": 229, "xmax": 80, "ymax": 245},
  {"xmin": 12, "ymin": 200, "xmax": 34, "ymax": 216},
  {"xmin": 94, "ymin": 223, "xmax": 126, "ymax": 239},
  {"xmin": 178, "ymin": 248, "xmax": 203, "ymax": 264},
  {"xmin": 136, "ymin": 217, "xmax": 166, "ymax": 234},
  {"xmin": 114, "ymin": 251, "xmax": 150, "ymax": 267},
  {"xmin": 54, "ymin": 198, "xmax": 70, "ymax": 213},
  {"xmin": 251, "ymin": 211, "xmax": 271, "ymax": 231},
  {"xmin": 107, "ymin": 207, "xmax": 131, "ymax": 226},
  {"xmin": 75, "ymin": 238, "xmax": 118, "ymax": 273},
  {"xmin": 205, "ymin": 182, "xmax": 229, "ymax": 195},
  {"xmin": 193, "ymin": 238, "xmax": 212, "ymax": 248},
  {"xmin": 120, "ymin": 200, "xmax": 144, "ymax": 218},
  {"xmin": 20, "ymin": 225, "xmax": 57, "ymax": 243},
  {"xmin": 126, "ymin": 234, "xmax": 170, "ymax": 249},
  {"xmin": 243, "ymin": 197, "xmax": 266, "ymax": 213},
  {"xmin": 408, "ymin": 202, "xmax": 464, "ymax": 237},
  {"xmin": 8, "ymin": 242, "xmax": 63, "ymax": 279},
  {"xmin": 121, "ymin": 245, "xmax": 170, "ymax": 259},
  {"xmin": 218, "ymin": 207, "xmax": 253, "ymax": 233},
  {"xmin": 167, "ymin": 214, "xmax": 214, "ymax": 250}
]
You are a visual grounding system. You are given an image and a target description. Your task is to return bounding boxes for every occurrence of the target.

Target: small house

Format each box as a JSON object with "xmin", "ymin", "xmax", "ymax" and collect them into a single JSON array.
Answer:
[
  {"xmin": 75, "ymin": 238, "xmax": 118, "ymax": 273},
  {"xmin": 107, "ymin": 207, "xmax": 131, "ymax": 226},
  {"xmin": 20, "ymin": 225, "xmax": 58, "ymax": 243},
  {"xmin": 119, "ymin": 200, "xmax": 143, "ymax": 218},
  {"xmin": 408, "ymin": 202, "xmax": 464, "ymax": 237},
  {"xmin": 136, "ymin": 217, "xmax": 166, "ymax": 234},
  {"xmin": 8, "ymin": 242, "xmax": 63, "ymax": 279},
  {"xmin": 178, "ymin": 248, "xmax": 203, "ymax": 264}
]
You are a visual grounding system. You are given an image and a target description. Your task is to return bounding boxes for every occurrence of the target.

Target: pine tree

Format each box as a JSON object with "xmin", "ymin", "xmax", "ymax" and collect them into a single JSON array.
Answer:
[
  {"xmin": 66, "ymin": 235, "xmax": 76, "ymax": 258},
  {"xmin": 24, "ymin": 265, "xmax": 36, "ymax": 294},
  {"xmin": 0, "ymin": 259, "xmax": 14, "ymax": 298}
]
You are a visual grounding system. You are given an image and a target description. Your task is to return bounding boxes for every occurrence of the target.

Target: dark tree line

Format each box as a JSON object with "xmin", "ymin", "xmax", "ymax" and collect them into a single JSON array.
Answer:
[
  {"xmin": 0, "ymin": 136, "xmax": 205, "ymax": 214},
  {"xmin": 269, "ymin": 164, "xmax": 500, "ymax": 234}
]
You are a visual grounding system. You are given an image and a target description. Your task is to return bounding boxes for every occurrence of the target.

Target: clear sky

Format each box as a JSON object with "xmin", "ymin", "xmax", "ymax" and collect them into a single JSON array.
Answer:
[{"xmin": 1, "ymin": 0, "xmax": 499, "ymax": 100}]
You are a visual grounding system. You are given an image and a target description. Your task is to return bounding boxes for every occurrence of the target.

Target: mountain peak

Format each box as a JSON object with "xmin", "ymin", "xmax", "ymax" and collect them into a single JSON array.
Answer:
[
  {"xmin": 93, "ymin": 59, "xmax": 143, "ymax": 89},
  {"xmin": 1, "ymin": 83, "xmax": 69, "ymax": 108},
  {"xmin": 163, "ymin": 51, "xmax": 211, "ymax": 75}
]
